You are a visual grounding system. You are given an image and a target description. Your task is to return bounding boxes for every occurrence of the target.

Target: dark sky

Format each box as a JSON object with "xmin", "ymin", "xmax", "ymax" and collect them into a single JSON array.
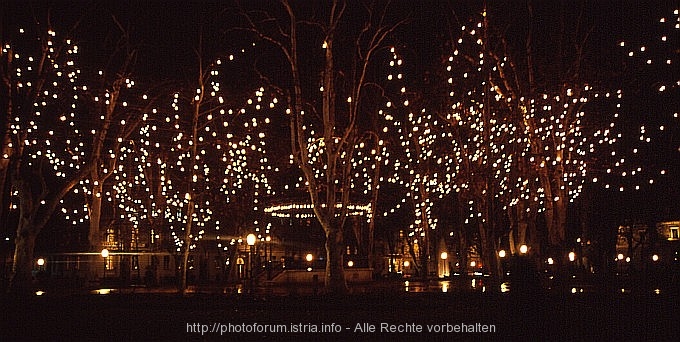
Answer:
[{"xmin": 3, "ymin": 1, "xmax": 671, "ymax": 80}]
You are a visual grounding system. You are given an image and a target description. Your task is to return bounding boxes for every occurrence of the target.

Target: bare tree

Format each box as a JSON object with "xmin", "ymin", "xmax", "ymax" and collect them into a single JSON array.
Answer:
[
  {"xmin": 236, "ymin": 0, "xmax": 407, "ymax": 293},
  {"xmin": 2, "ymin": 16, "xmax": 95, "ymax": 293}
]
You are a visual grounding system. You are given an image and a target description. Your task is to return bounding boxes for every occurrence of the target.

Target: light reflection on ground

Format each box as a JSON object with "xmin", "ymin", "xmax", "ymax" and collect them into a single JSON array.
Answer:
[{"xmin": 91, "ymin": 288, "xmax": 116, "ymax": 295}]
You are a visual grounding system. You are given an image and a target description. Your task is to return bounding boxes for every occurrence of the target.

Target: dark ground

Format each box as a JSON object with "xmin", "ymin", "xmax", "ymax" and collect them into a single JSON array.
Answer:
[{"xmin": 1, "ymin": 289, "xmax": 678, "ymax": 341}]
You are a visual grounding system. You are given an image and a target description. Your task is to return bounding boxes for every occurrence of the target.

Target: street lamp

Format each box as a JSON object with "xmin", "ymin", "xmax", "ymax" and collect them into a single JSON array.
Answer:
[
  {"xmin": 305, "ymin": 253, "xmax": 313, "ymax": 271},
  {"xmin": 246, "ymin": 234, "xmax": 257, "ymax": 246},
  {"xmin": 519, "ymin": 244, "xmax": 528, "ymax": 254},
  {"xmin": 569, "ymin": 251, "xmax": 576, "ymax": 262},
  {"xmin": 440, "ymin": 252, "xmax": 449, "ymax": 277},
  {"xmin": 246, "ymin": 234, "xmax": 256, "ymax": 291},
  {"xmin": 36, "ymin": 258, "xmax": 46, "ymax": 278},
  {"xmin": 497, "ymin": 250, "xmax": 507, "ymax": 281},
  {"xmin": 101, "ymin": 249, "xmax": 109, "ymax": 281}
]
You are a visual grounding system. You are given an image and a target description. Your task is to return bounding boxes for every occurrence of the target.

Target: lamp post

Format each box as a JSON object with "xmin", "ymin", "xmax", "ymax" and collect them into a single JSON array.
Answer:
[
  {"xmin": 246, "ymin": 234, "xmax": 256, "ymax": 292},
  {"xmin": 498, "ymin": 250, "xmax": 507, "ymax": 282},
  {"xmin": 101, "ymin": 249, "xmax": 109, "ymax": 282},
  {"xmin": 440, "ymin": 252, "xmax": 449, "ymax": 278},
  {"xmin": 265, "ymin": 236, "xmax": 272, "ymax": 280},
  {"xmin": 305, "ymin": 253, "xmax": 313, "ymax": 271},
  {"xmin": 306, "ymin": 253, "xmax": 316, "ymax": 294}
]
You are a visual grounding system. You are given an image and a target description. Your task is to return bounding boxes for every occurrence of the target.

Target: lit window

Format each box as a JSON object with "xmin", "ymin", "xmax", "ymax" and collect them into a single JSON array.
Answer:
[
  {"xmin": 105, "ymin": 257, "xmax": 114, "ymax": 270},
  {"xmin": 105, "ymin": 228, "xmax": 116, "ymax": 247},
  {"xmin": 670, "ymin": 227, "xmax": 679, "ymax": 240}
]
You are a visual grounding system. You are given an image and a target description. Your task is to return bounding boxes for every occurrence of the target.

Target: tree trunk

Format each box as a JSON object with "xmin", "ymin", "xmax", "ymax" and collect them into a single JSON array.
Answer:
[
  {"xmin": 539, "ymin": 168, "xmax": 559, "ymax": 252},
  {"xmin": 554, "ymin": 195, "xmax": 567, "ymax": 246},
  {"xmin": 528, "ymin": 199, "xmax": 541, "ymax": 255},
  {"xmin": 9, "ymin": 218, "xmax": 38, "ymax": 295},
  {"xmin": 0, "ymin": 159, "xmax": 9, "ymax": 231},
  {"xmin": 85, "ymin": 182, "xmax": 103, "ymax": 281},
  {"xmin": 367, "ymin": 144, "xmax": 381, "ymax": 275},
  {"xmin": 179, "ymin": 199, "xmax": 195, "ymax": 295},
  {"xmin": 351, "ymin": 217, "xmax": 362, "ymax": 256},
  {"xmin": 405, "ymin": 237, "xmax": 421, "ymax": 277},
  {"xmin": 88, "ymin": 184, "xmax": 103, "ymax": 250},
  {"xmin": 1, "ymin": 56, "xmax": 13, "ymax": 232},
  {"xmin": 367, "ymin": 216, "xmax": 376, "ymax": 274},
  {"xmin": 419, "ymin": 234, "xmax": 429, "ymax": 280},
  {"xmin": 178, "ymin": 61, "xmax": 202, "ymax": 295},
  {"xmin": 416, "ymin": 182, "xmax": 432, "ymax": 280},
  {"xmin": 478, "ymin": 182, "xmax": 501, "ymax": 292},
  {"xmin": 454, "ymin": 194, "xmax": 469, "ymax": 288},
  {"xmin": 323, "ymin": 222, "xmax": 348, "ymax": 295},
  {"xmin": 480, "ymin": 221, "xmax": 502, "ymax": 293},
  {"xmin": 457, "ymin": 228, "xmax": 468, "ymax": 272},
  {"xmin": 0, "ymin": 135, "xmax": 9, "ymax": 228},
  {"xmin": 516, "ymin": 202, "xmax": 528, "ymax": 253}
]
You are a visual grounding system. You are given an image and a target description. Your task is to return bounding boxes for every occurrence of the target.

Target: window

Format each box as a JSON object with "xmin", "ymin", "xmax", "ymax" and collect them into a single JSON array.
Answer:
[
  {"xmin": 105, "ymin": 257, "xmax": 114, "ymax": 270},
  {"xmin": 163, "ymin": 255, "xmax": 170, "ymax": 270},
  {"xmin": 104, "ymin": 228, "xmax": 117, "ymax": 248},
  {"xmin": 131, "ymin": 228, "xmax": 139, "ymax": 247},
  {"xmin": 670, "ymin": 226, "xmax": 679, "ymax": 240}
]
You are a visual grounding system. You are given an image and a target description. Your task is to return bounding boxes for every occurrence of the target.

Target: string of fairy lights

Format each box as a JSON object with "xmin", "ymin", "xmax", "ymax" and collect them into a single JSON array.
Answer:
[
  {"xmin": 2, "ymin": 7, "xmax": 677, "ymax": 257},
  {"xmin": 374, "ymin": 7, "xmax": 678, "ymax": 248},
  {"xmin": 155, "ymin": 53, "xmax": 279, "ymax": 252},
  {"xmin": 602, "ymin": 8, "xmax": 679, "ymax": 191},
  {"xmin": 4, "ymin": 26, "xmax": 84, "ymax": 210},
  {"xmin": 377, "ymin": 47, "xmax": 457, "ymax": 241}
]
